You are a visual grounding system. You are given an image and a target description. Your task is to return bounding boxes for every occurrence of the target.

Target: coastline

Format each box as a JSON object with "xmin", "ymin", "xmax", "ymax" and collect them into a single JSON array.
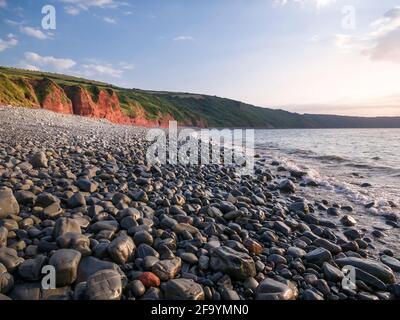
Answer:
[{"xmin": 0, "ymin": 105, "xmax": 399, "ymax": 300}]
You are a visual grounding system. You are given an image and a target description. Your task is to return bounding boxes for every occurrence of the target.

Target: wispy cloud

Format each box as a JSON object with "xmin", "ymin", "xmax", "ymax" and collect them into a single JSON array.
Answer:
[
  {"xmin": 173, "ymin": 35, "xmax": 194, "ymax": 42},
  {"xmin": 103, "ymin": 16, "xmax": 116, "ymax": 24},
  {"xmin": 0, "ymin": 0, "xmax": 6, "ymax": 9},
  {"xmin": 0, "ymin": 34, "xmax": 18, "ymax": 52},
  {"xmin": 275, "ymin": 0, "xmax": 336, "ymax": 9},
  {"xmin": 335, "ymin": 7, "xmax": 400, "ymax": 63},
  {"xmin": 64, "ymin": 6, "xmax": 80, "ymax": 15},
  {"xmin": 20, "ymin": 26, "xmax": 50, "ymax": 40},
  {"xmin": 82, "ymin": 63, "xmax": 123, "ymax": 78},
  {"xmin": 4, "ymin": 19, "xmax": 24, "ymax": 26},
  {"xmin": 22, "ymin": 52, "xmax": 76, "ymax": 70},
  {"xmin": 61, "ymin": 0, "xmax": 119, "ymax": 15},
  {"xmin": 119, "ymin": 62, "xmax": 134, "ymax": 70}
]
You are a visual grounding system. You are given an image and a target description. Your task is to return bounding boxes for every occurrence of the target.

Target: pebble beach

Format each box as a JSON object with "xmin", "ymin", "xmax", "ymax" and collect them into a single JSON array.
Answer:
[{"xmin": 0, "ymin": 105, "xmax": 399, "ymax": 301}]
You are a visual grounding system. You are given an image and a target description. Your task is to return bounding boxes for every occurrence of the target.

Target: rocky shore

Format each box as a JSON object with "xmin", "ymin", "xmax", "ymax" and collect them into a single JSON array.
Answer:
[{"xmin": 0, "ymin": 105, "xmax": 399, "ymax": 300}]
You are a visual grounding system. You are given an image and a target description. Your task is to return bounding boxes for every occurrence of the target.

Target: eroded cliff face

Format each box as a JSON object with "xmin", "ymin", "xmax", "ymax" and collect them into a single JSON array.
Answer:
[
  {"xmin": 36, "ymin": 79, "xmax": 73, "ymax": 114},
  {"xmin": 0, "ymin": 73, "xmax": 208, "ymax": 128}
]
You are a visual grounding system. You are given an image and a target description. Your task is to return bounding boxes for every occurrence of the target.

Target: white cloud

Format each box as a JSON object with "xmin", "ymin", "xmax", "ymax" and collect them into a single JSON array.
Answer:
[
  {"xmin": 335, "ymin": 7, "xmax": 400, "ymax": 63},
  {"xmin": 103, "ymin": 16, "xmax": 116, "ymax": 24},
  {"xmin": 61, "ymin": 0, "xmax": 118, "ymax": 15},
  {"xmin": 0, "ymin": 34, "xmax": 18, "ymax": 52},
  {"xmin": 64, "ymin": 6, "xmax": 80, "ymax": 15},
  {"xmin": 82, "ymin": 63, "xmax": 122, "ymax": 78},
  {"xmin": 4, "ymin": 19, "xmax": 23, "ymax": 26},
  {"xmin": 0, "ymin": 0, "xmax": 6, "ymax": 8},
  {"xmin": 20, "ymin": 26, "xmax": 49, "ymax": 40},
  {"xmin": 173, "ymin": 35, "xmax": 194, "ymax": 42},
  {"xmin": 21, "ymin": 64, "xmax": 41, "ymax": 71},
  {"xmin": 23, "ymin": 52, "xmax": 76, "ymax": 70},
  {"xmin": 275, "ymin": 0, "xmax": 336, "ymax": 9},
  {"xmin": 118, "ymin": 62, "xmax": 134, "ymax": 70}
]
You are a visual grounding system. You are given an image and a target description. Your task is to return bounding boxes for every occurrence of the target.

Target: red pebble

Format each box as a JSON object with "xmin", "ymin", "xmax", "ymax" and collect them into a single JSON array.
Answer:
[{"xmin": 138, "ymin": 272, "xmax": 161, "ymax": 288}]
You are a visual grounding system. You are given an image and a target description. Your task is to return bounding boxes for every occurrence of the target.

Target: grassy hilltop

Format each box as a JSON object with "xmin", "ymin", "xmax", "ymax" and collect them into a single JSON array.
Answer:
[{"xmin": 1, "ymin": 66, "xmax": 399, "ymax": 128}]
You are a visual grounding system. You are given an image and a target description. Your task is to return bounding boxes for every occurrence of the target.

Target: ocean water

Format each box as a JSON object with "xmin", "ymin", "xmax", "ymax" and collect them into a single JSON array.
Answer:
[{"xmin": 254, "ymin": 128, "xmax": 400, "ymax": 253}]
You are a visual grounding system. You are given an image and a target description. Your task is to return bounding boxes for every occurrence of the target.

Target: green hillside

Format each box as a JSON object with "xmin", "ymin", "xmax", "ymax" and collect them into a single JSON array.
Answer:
[{"xmin": 1, "ymin": 66, "xmax": 400, "ymax": 128}]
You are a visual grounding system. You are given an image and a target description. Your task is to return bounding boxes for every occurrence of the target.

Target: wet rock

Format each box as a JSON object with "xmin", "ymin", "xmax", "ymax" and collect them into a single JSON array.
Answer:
[
  {"xmin": 279, "ymin": 179, "xmax": 296, "ymax": 193},
  {"xmin": 255, "ymin": 278, "xmax": 298, "ymax": 300},
  {"xmin": 336, "ymin": 257, "xmax": 395, "ymax": 284},
  {"xmin": 341, "ymin": 215, "xmax": 357, "ymax": 227},
  {"xmin": 322, "ymin": 262, "xmax": 344, "ymax": 282},
  {"xmin": 314, "ymin": 238, "xmax": 342, "ymax": 255},
  {"xmin": 305, "ymin": 248, "xmax": 332, "ymax": 265},
  {"xmin": 162, "ymin": 278, "xmax": 204, "ymax": 300},
  {"xmin": 380, "ymin": 255, "xmax": 400, "ymax": 272},
  {"xmin": 210, "ymin": 246, "xmax": 256, "ymax": 280},
  {"xmin": 243, "ymin": 238, "xmax": 263, "ymax": 255},
  {"xmin": 86, "ymin": 269, "xmax": 122, "ymax": 300}
]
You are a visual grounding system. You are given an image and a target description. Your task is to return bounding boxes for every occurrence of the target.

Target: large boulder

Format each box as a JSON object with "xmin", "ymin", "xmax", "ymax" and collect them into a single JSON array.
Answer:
[
  {"xmin": 210, "ymin": 246, "xmax": 256, "ymax": 280},
  {"xmin": 0, "ymin": 187, "xmax": 20, "ymax": 219}
]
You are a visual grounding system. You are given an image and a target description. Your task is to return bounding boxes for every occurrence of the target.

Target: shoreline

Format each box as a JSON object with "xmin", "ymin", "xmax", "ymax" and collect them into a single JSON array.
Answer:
[{"xmin": 0, "ymin": 105, "xmax": 399, "ymax": 301}]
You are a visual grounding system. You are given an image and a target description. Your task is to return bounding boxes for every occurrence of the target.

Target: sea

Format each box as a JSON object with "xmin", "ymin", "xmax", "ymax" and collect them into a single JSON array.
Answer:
[{"xmin": 254, "ymin": 128, "xmax": 400, "ymax": 254}]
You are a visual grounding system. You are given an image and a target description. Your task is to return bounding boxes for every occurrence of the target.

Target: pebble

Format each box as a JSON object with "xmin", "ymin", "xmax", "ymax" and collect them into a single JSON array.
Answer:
[
  {"xmin": 162, "ymin": 278, "xmax": 204, "ymax": 300},
  {"xmin": 86, "ymin": 269, "xmax": 122, "ymax": 300},
  {"xmin": 255, "ymin": 278, "xmax": 298, "ymax": 300},
  {"xmin": 210, "ymin": 246, "xmax": 256, "ymax": 280},
  {"xmin": 49, "ymin": 249, "xmax": 82, "ymax": 286},
  {"xmin": 108, "ymin": 235, "xmax": 135, "ymax": 265},
  {"xmin": 0, "ymin": 187, "xmax": 20, "ymax": 218}
]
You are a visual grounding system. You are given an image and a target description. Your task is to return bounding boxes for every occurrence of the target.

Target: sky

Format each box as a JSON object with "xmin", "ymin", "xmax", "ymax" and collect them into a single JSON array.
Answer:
[{"xmin": 0, "ymin": 0, "xmax": 400, "ymax": 116}]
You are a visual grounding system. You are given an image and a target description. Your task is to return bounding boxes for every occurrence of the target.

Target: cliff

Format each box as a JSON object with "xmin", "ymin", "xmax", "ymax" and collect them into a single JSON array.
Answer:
[{"xmin": 1, "ymin": 66, "xmax": 400, "ymax": 129}]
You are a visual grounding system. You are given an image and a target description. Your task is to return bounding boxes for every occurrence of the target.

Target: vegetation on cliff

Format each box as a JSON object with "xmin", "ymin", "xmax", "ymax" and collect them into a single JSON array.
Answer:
[{"xmin": 1, "ymin": 66, "xmax": 400, "ymax": 128}]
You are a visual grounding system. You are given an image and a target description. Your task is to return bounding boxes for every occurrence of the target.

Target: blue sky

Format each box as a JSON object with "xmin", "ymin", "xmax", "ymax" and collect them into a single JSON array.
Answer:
[{"xmin": 1, "ymin": 0, "xmax": 400, "ymax": 116}]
